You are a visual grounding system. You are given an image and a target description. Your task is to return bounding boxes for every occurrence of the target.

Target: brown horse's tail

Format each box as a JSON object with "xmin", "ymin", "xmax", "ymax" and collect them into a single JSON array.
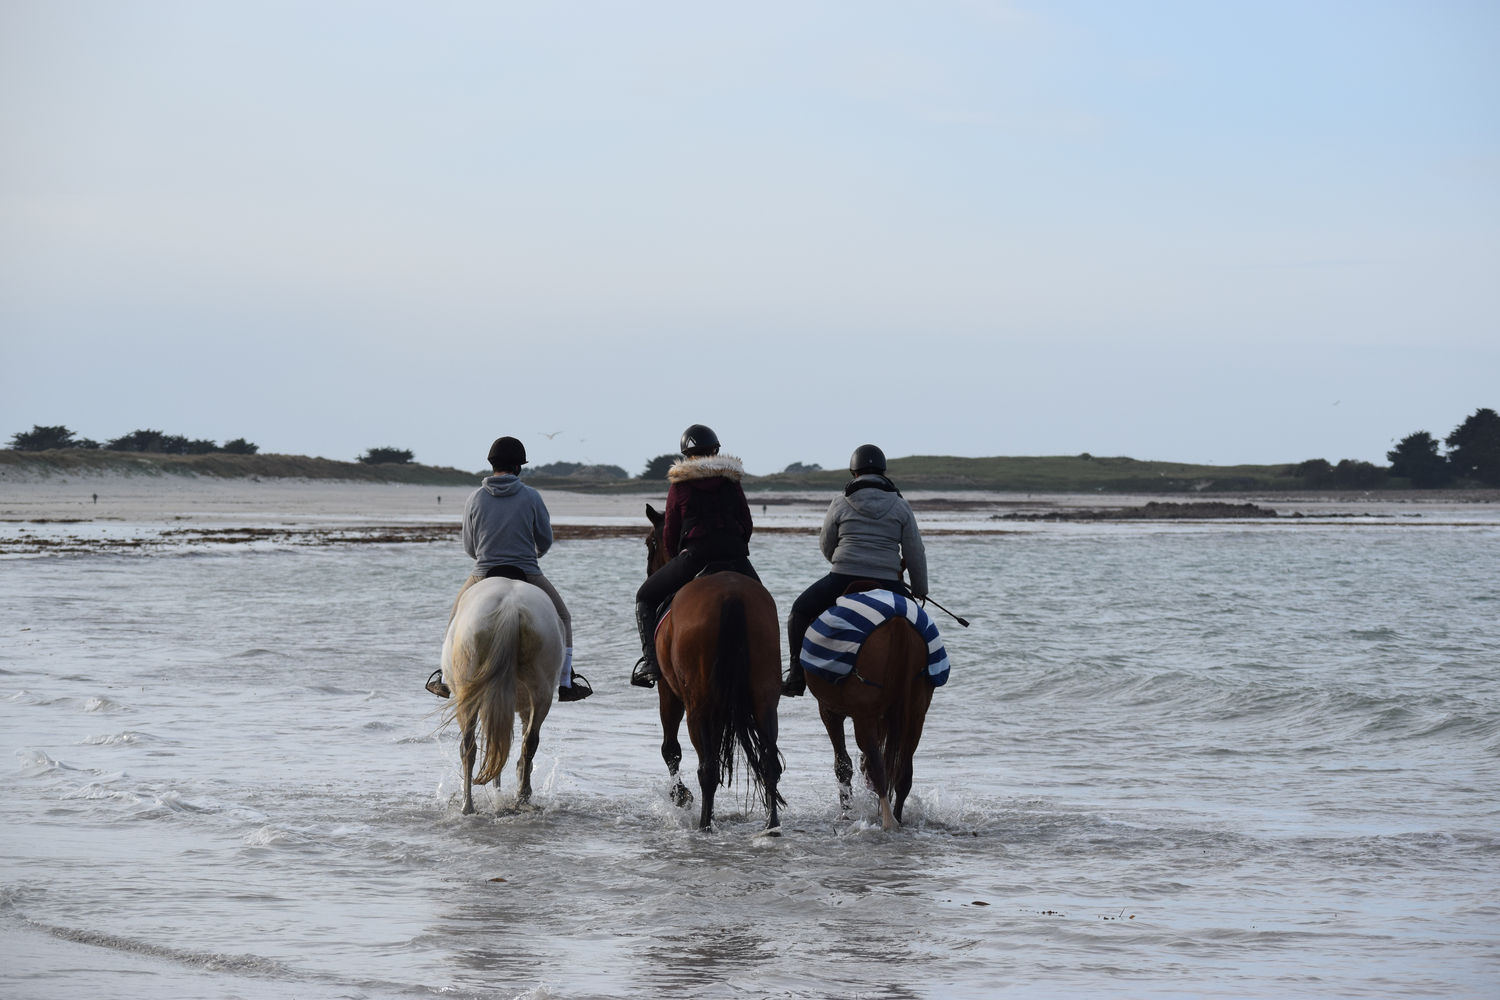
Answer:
[
  {"xmin": 457, "ymin": 603, "xmax": 524, "ymax": 786},
  {"xmin": 712, "ymin": 595, "xmax": 779, "ymax": 802}
]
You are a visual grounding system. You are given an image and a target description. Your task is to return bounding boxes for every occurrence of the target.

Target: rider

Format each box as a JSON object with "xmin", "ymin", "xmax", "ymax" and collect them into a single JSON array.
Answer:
[
  {"xmin": 426, "ymin": 435, "xmax": 592, "ymax": 702},
  {"xmin": 631, "ymin": 424, "xmax": 758, "ymax": 688},
  {"xmin": 782, "ymin": 443, "xmax": 928, "ymax": 697}
]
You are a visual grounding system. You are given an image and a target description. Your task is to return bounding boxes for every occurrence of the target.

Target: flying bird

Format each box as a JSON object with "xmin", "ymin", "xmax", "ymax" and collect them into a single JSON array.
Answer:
[{"xmin": 539, "ymin": 430, "xmax": 564, "ymax": 440}]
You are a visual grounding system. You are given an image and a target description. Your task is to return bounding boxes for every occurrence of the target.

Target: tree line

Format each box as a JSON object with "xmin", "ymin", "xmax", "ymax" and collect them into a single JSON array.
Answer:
[
  {"xmin": 1379, "ymin": 407, "xmax": 1500, "ymax": 488},
  {"xmin": 6, "ymin": 426, "xmax": 433, "ymax": 466},
  {"xmin": 7, "ymin": 424, "xmax": 259, "ymax": 455},
  {"xmin": 11, "ymin": 409, "xmax": 1498, "ymax": 486}
]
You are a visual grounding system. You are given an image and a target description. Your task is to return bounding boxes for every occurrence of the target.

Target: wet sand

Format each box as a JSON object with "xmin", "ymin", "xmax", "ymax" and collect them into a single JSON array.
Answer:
[{"xmin": 3, "ymin": 473, "xmax": 1497, "ymax": 551}]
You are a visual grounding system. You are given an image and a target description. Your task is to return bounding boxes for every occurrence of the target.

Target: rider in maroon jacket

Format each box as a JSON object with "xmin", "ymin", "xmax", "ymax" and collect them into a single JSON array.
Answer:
[{"xmin": 631, "ymin": 424, "xmax": 758, "ymax": 688}]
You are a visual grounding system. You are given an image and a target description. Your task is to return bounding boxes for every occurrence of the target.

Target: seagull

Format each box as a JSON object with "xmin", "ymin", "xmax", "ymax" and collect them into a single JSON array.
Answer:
[{"xmin": 539, "ymin": 430, "xmax": 563, "ymax": 440}]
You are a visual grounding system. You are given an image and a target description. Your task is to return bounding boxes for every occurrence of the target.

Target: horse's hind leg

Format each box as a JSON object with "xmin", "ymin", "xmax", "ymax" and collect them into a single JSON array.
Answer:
[
  {"xmin": 757, "ymin": 708, "xmax": 782, "ymax": 834},
  {"xmin": 460, "ymin": 721, "xmax": 478, "ymax": 816},
  {"xmin": 659, "ymin": 688, "xmax": 692, "ymax": 807},
  {"xmin": 852, "ymin": 715, "xmax": 896, "ymax": 830},
  {"xmin": 686, "ymin": 708, "xmax": 718, "ymax": 830},
  {"xmin": 516, "ymin": 713, "xmax": 542, "ymax": 807},
  {"xmin": 890, "ymin": 685, "xmax": 933, "ymax": 823},
  {"xmin": 819, "ymin": 705, "xmax": 855, "ymax": 814}
]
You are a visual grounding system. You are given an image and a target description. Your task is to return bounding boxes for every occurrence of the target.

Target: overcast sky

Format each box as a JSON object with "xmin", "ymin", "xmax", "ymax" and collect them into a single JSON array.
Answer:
[{"xmin": 3, "ymin": 1, "xmax": 1496, "ymax": 475}]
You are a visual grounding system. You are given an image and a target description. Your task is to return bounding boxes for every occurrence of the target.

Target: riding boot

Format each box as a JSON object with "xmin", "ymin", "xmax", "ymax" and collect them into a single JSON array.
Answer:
[
  {"xmin": 782, "ymin": 610, "xmax": 810, "ymax": 697},
  {"xmin": 558, "ymin": 646, "xmax": 592, "ymax": 702},
  {"xmin": 631, "ymin": 601, "xmax": 661, "ymax": 688}
]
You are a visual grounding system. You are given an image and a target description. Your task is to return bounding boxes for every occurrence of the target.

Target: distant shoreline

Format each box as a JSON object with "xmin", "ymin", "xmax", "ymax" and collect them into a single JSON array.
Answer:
[{"xmin": 5, "ymin": 448, "xmax": 1496, "ymax": 496}]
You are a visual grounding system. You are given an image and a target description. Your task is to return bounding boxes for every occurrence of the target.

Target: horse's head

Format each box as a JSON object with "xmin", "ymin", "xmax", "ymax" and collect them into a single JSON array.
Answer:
[{"xmin": 645, "ymin": 503, "xmax": 668, "ymax": 575}]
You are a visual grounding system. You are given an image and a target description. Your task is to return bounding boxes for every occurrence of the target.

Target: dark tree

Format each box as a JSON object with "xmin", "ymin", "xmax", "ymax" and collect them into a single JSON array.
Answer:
[
  {"xmin": 1292, "ymin": 458, "xmax": 1333, "ymax": 485},
  {"xmin": 360, "ymin": 447, "xmax": 414, "ymax": 464},
  {"xmin": 1445, "ymin": 407, "xmax": 1500, "ymax": 486},
  {"xmin": 782, "ymin": 462, "xmax": 823, "ymax": 474},
  {"xmin": 221, "ymin": 438, "xmax": 259, "ymax": 454},
  {"xmin": 639, "ymin": 453, "xmax": 680, "ymax": 480},
  {"xmin": 1387, "ymin": 432, "xmax": 1452, "ymax": 487},
  {"xmin": 8, "ymin": 425, "xmax": 77, "ymax": 450},
  {"xmin": 1329, "ymin": 459, "xmax": 1386, "ymax": 489},
  {"xmin": 106, "ymin": 429, "xmax": 168, "ymax": 452}
]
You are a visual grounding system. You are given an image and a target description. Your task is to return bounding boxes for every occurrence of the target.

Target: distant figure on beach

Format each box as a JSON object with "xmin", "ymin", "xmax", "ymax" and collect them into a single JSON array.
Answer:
[
  {"xmin": 782, "ymin": 443, "xmax": 928, "ymax": 696},
  {"xmin": 426, "ymin": 435, "xmax": 591, "ymax": 703},
  {"xmin": 92, "ymin": 493, "xmax": 97, "ymax": 504},
  {"xmin": 631, "ymin": 423, "xmax": 758, "ymax": 688}
]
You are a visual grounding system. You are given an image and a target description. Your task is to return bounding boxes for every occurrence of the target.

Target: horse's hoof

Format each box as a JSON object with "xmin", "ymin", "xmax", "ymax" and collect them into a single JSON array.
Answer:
[{"xmin": 671, "ymin": 783, "xmax": 693, "ymax": 808}]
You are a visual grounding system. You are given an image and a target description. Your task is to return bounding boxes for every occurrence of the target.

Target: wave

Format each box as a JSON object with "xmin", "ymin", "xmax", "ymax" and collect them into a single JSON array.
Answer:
[{"xmin": 80, "ymin": 730, "xmax": 163, "ymax": 746}]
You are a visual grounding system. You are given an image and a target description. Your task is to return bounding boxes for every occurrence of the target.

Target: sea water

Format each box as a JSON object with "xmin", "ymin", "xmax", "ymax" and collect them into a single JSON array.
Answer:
[{"xmin": 2, "ymin": 518, "xmax": 1498, "ymax": 998}]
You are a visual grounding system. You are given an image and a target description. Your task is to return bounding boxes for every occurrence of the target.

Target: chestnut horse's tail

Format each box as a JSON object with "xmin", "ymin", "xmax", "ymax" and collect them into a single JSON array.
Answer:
[{"xmin": 712, "ymin": 594, "xmax": 778, "ymax": 800}]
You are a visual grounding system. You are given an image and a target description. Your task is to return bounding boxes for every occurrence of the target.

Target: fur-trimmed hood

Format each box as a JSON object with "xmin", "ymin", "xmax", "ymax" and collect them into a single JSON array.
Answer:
[{"xmin": 667, "ymin": 453, "xmax": 744, "ymax": 485}]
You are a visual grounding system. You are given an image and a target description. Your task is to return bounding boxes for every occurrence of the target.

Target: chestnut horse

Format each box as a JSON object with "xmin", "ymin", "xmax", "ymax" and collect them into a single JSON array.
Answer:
[
  {"xmin": 805, "ymin": 592, "xmax": 934, "ymax": 830},
  {"xmin": 644, "ymin": 505, "xmax": 783, "ymax": 832},
  {"xmin": 440, "ymin": 577, "xmax": 563, "ymax": 815}
]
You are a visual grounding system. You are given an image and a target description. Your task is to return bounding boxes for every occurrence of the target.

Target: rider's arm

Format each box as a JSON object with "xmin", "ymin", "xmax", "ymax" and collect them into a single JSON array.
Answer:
[
  {"xmin": 900, "ymin": 505, "xmax": 928, "ymax": 597},
  {"xmin": 818, "ymin": 499, "xmax": 842, "ymax": 564}
]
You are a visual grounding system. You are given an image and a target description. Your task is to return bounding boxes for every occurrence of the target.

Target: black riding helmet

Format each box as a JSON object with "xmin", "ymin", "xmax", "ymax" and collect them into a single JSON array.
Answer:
[
  {"xmin": 680, "ymin": 424, "xmax": 720, "ymax": 457},
  {"xmin": 849, "ymin": 443, "xmax": 887, "ymax": 476},
  {"xmin": 487, "ymin": 436, "xmax": 527, "ymax": 471}
]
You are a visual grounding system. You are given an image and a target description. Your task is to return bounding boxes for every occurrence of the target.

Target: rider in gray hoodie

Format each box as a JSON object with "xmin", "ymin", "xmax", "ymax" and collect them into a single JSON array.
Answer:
[
  {"xmin": 782, "ymin": 443, "xmax": 928, "ymax": 696},
  {"xmin": 425, "ymin": 436, "xmax": 592, "ymax": 702}
]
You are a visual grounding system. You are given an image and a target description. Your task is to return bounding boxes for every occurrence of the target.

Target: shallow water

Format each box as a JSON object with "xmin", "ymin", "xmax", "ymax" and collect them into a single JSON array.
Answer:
[{"xmin": 3, "ymin": 521, "xmax": 1498, "ymax": 998}]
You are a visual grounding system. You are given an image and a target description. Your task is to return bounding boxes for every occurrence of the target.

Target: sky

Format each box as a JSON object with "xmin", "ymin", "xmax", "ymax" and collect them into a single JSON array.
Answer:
[{"xmin": 2, "ymin": 1, "xmax": 1497, "ymax": 476}]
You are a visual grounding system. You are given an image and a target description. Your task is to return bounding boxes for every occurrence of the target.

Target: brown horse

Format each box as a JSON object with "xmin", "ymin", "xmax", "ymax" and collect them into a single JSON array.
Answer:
[
  {"xmin": 644, "ymin": 505, "xmax": 783, "ymax": 832},
  {"xmin": 804, "ymin": 591, "xmax": 934, "ymax": 830}
]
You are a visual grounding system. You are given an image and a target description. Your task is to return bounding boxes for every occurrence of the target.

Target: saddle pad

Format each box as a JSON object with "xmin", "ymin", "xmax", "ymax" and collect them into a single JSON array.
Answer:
[{"xmin": 802, "ymin": 590, "xmax": 950, "ymax": 687}]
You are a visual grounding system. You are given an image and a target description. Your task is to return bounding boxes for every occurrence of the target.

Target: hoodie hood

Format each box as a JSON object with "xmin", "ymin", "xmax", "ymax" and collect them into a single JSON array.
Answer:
[
  {"xmin": 666, "ymin": 454, "xmax": 745, "ymax": 485},
  {"xmin": 843, "ymin": 475, "xmax": 901, "ymax": 517},
  {"xmin": 481, "ymin": 473, "xmax": 525, "ymax": 497}
]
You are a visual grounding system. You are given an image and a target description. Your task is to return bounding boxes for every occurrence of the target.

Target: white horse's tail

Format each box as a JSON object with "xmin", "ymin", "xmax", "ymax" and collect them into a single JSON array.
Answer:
[{"xmin": 459, "ymin": 607, "xmax": 520, "ymax": 787}]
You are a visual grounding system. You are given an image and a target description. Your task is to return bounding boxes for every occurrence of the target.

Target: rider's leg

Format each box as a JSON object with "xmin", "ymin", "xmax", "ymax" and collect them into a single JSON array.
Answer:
[
  {"xmin": 526, "ymin": 573, "xmax": 589, "ymax": 701},
  {"xmin": 783, "ymin": 574, "xmax": 849, "ymax": 696},
  {"xmin": 632, "ymin": 555, "xmax": 696, "ymax": 687}
]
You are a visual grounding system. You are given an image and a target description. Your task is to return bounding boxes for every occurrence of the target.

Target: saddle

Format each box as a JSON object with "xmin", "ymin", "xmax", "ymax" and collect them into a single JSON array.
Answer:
[
  {"xmin": 483, "ymin": 565, "xmax": 527, "ymax": 582},
  {"xmin": 650, "ymin": 562, "xmax": 755, "ymax": 630}
]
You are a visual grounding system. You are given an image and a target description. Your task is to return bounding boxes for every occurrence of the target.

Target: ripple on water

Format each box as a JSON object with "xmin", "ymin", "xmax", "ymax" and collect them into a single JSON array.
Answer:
[{"xmin": 81, "ymin": 730, "xmax": 162, "ymax": 746}]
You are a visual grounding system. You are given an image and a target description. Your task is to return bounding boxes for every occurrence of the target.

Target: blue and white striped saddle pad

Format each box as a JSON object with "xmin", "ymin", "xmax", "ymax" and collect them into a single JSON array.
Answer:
[{"xmin": 801, "ymin": 590, "xmax": 950, "ymax": 687}]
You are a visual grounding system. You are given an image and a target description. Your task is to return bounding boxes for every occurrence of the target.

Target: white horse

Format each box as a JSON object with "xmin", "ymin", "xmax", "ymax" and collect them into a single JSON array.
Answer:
[{"xmin": 440, "ymin": 578, "xmax": 564, "ymax": 814}]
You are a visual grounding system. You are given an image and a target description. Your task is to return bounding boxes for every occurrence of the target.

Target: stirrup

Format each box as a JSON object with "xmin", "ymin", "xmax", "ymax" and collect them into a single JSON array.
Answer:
[
  {"xmin": 425, "ymin": 668, "xmax": 451, "ymax": 699},
  {"xmin": 558, "ymin": 672, "xmax": 593, "ymax": 702},
  {"xmin": 630, "ymin": 655, "xmax": 658, "ymax": 689}
]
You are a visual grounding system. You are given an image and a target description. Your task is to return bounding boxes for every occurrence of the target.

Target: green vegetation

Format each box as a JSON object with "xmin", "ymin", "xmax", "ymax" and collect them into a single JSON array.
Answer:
[
  {"xmin": 527, "ymin": 461, "xmax": 630, "ymax": 480},
  {"xmin": 756, "ymin": 454, "xmax": 1305, "ymax": 492},
  {"xmin": 638, "ymin": 454, "xmax": 679, "ymax": 480},
  {"xmin": 8, "ymin": 424, "xmax": 256, "ymax": 456},
  {"xmin": 358, "ymin": 446, "xmax": 415, "ymax": 465},
  {"xmin": 0, "ymin": 448, "xmax": 479, "ymax": 484},
  {"xmin": 1445, "ymin": 407, "xmax": 1500, "ymax": 486},
  {"xmin": 6, "ymin": 407, "xmax": 1495, "ymax": 491}
]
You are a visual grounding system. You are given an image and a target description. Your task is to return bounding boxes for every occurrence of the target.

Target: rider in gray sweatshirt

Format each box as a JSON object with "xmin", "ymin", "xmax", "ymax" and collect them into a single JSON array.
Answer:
[
  {"xmin": 463, "ymin": 472, "xmax": 552, "ymax": 577},
  {"xmin": 782, "ymin": 444, "xmax": 928, "ymax": 696},
  {"xmin": 426, "ymin": 436, "xmax": 591, "ymax": 703}
]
